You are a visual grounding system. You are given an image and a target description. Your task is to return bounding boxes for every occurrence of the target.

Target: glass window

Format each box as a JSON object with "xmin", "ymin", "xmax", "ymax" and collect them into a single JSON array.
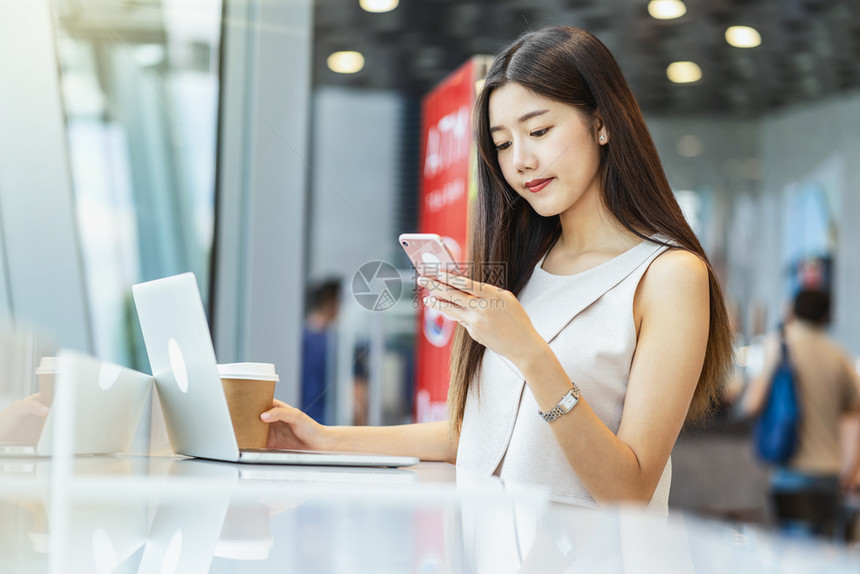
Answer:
[{"xmin": 52, "ymin": 0, "xmax": 223, "ymax": 370}]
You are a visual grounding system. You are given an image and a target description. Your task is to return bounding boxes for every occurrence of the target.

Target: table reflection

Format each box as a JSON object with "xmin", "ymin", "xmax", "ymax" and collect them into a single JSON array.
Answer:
[
  {"xmin": 0, "ymin": 392, "xmax": 49, "ymax": 447},
  {"xmin": 0, "ymin": 457, "xmax": 858, "ymax": 573},
  {"xmin": 0, "ymin": 325, "xmax": 55, "ymax": 451}
]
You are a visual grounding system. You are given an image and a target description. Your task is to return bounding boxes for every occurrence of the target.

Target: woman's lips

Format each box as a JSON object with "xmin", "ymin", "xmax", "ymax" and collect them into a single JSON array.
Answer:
[{"xmin": 525, "ymin": 177, "xmax": 553, "ymax": 193}]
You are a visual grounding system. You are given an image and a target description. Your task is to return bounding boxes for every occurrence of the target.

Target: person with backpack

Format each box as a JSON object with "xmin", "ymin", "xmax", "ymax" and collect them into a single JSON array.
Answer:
[{"xmin": 742, "ymin": 289, "xmax": 860, "ymax": 536}]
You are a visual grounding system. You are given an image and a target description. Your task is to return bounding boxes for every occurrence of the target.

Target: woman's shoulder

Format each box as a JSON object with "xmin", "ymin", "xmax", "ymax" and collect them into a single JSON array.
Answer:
[
  {"xmin": 637, "ymin": 247, "xmax": 709, "ymax": 311},
  {"xmin": 648, "ymin": 246, "xmax": 707, "ymax": 274}
]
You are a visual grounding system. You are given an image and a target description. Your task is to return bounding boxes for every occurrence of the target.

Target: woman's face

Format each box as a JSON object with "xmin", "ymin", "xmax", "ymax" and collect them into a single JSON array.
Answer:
[{"xmin": 488, "ymin": 82, "xmax": 607, "ymax": 217}]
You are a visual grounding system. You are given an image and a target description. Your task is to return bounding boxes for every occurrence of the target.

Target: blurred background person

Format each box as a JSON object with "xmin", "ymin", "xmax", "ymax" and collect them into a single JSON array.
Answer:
[
  {"xmin": 352, "ymin": 344, "xmax": 369, "ymax": 427},
  {"xmin": 740, "ymin": 289, "xmax": 860, "ymax": 537},
  {"xmin": 300, "ymin": 279, "xmax": 341, "ymax": 426}
]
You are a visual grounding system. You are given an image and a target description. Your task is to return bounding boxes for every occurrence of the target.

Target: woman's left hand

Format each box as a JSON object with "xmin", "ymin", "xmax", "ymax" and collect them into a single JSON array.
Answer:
[{"xmin": 418, "ymin": 272, "xmax": 545, "ymax": 367}]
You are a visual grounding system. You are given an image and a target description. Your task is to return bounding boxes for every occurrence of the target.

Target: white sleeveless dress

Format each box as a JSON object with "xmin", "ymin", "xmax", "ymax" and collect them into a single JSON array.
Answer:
[{"xmin": 456, "ymin": 238, "xmax": 673, "ymax": 513}]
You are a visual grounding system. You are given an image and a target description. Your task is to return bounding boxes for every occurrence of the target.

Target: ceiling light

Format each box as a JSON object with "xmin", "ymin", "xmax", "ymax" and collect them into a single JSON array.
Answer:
[
  {"xmin": 327, "ymin": 51, "xmax": 365, "ymax": 74},
  {"xmin": 725, "ymin": 26, "xmax": 761, "ymax": 48},
  {"xmin": 360, "ymin": 0, "xmax": 398, "ymax": 13},
  {"xmin": 667, "ymin": 61, "xmax": 702, "ymax": 84},
  {"xmin": 648, "ymin": 0, "xmax": 686, "ymax": 20}
]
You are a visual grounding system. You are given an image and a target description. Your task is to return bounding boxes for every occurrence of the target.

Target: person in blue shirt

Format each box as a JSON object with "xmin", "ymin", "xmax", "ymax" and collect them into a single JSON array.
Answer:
[{"xmin": 300, "ymin": 280, "xmax": 341, "ymax": 425}]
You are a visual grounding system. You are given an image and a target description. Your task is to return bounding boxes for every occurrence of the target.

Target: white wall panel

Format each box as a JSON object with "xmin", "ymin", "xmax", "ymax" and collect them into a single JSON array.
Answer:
[{"xmin": 308, "ymin": 88, "xmax": 404, "ymax": 281}]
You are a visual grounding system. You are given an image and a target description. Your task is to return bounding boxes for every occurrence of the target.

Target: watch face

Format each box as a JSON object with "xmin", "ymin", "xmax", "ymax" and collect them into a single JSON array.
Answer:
[{"xmin": 560, "ymin": 391, "xmax": 578, "ymax": 411}]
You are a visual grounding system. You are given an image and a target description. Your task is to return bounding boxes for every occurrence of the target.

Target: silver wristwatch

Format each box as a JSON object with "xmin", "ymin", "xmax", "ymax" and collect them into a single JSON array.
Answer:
[{"xmin": 538, "ymin": 382, "xmax": 581, "ymax": 423}]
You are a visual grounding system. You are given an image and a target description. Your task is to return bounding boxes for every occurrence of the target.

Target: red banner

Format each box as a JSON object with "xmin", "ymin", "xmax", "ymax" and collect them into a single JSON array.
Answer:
[{"xmin": 414, "ymin": 58, "xmax": 487, "ymax": 423}]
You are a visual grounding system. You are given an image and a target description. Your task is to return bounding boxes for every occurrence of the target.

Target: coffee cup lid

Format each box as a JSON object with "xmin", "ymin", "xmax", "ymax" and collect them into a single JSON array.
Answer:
[
  {"xmin": 35, "ymin": 356, "xmax": 59, "ymax": 375},
  {"xmin": 217, "ymin": 362, "xmax": 279, "ymax": 382}
]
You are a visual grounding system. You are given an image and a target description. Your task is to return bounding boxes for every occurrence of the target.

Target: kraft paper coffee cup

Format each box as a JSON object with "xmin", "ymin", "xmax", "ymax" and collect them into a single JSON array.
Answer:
[
  {"xmin": 35, "ymin": 356, "xmax": 57, "ymax": 407},
  {"xmin": 218, "ymin": 363, "xmax": 279, "ymax": 450}
]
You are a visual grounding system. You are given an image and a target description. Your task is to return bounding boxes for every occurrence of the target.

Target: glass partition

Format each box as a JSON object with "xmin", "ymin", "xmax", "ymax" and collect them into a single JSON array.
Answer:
[{"xmin": 51, "ymin": 0, "xmax": 223, "ymax": 371}]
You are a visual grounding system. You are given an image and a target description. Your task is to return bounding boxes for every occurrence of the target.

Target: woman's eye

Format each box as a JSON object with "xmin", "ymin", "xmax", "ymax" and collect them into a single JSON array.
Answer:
[
  {"xmin": 494, "ymin": 141, "xmax": 511, "ymax": 151},
  {"xmin": 531, "ymin": 127, "xmax": 550, "ymax": 137}
]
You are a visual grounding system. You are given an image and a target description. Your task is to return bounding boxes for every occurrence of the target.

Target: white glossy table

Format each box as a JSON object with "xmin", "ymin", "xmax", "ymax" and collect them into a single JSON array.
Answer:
[{"xmin": 0, "ymin": 455, "xmax": 858, "ymax": 573}]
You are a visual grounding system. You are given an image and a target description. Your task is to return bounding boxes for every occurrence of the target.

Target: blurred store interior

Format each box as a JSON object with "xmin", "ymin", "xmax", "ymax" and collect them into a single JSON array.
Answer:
[{"xmin": 2, "ymin": 0, "xmax": 860, "ymax": 540}]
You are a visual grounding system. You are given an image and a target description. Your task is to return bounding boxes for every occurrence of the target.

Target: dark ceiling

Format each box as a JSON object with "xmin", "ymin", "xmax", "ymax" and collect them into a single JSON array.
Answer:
[{"xmin": 313, "ymin": 0, "xmax": 860, "ymax": 116}]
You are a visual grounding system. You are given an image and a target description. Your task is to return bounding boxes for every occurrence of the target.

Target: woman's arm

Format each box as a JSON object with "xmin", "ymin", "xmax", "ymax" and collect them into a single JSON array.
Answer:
[
  {"xmin": 842, "ymin": 414, "xmax": 860, "ymax": 491},
  {"xmin": 328, "ymin": 420, "xmax": 457, "ymax": 463},
  {"xmin": 261, "ymin": 401, "xmax": 457, "ymax": 463},
  {"xmin": 516, "ymin": 249, "xmax": 711, "ymax": 504},
  {"xmin": 839, "ymin": 362, "xmax": 860, "ymax": 490}
]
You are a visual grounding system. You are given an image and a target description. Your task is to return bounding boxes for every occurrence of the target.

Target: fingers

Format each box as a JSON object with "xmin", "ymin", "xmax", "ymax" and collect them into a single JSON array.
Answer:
[
  {"xmin": 261, "ymin": 402, "xmax": 305, "ymax": 424},
  {"xmin": 18, "ymin": 396, "xmax": 49, "ymax": 417},
  {"xmin": 437, "ymin": 272, "xmax": 492, "ymax": 296},
  {"xmin": 423, "ymin": 293, "xmax": 467, "ymax": 323},
  {"xmin": 417, "ymin": 276, "xmax": 473, "ymax": 308}
]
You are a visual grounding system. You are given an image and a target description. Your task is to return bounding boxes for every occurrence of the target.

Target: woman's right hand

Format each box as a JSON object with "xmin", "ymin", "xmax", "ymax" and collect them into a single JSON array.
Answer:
[{"xmin": 260, "ymin": 399, "xmax": 331, "ymax": 451}]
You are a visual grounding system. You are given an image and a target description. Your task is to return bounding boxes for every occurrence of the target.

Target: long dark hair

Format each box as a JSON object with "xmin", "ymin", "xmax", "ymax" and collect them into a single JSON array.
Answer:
[{"xmin": 448, "ymin": 26, "xmax": 733, "ymax": 430}]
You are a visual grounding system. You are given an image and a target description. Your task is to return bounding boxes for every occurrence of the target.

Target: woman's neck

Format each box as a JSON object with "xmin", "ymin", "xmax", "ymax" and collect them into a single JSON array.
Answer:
[{"xmin": 554, "ymin": 189, "xmax": 637, "ymax": 257}]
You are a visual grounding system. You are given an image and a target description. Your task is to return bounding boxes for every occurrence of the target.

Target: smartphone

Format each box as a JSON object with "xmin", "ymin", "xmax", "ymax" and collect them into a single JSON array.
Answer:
[{"xmin": 399, "ymin": 233, "xmax": 460, "ymax": 277}]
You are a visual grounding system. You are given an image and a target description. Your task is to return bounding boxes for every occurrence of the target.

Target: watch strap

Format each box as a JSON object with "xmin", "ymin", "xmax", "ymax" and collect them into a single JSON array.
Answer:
[{"xmin": 538, "ymin": 382, "xmax": 581, "ymax": 423}]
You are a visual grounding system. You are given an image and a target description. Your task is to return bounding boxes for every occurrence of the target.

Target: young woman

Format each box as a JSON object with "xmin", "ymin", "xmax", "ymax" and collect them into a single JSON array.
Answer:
[{"xmin": 262, "ymin": 26, "xmax": 733, "ymax": 512}]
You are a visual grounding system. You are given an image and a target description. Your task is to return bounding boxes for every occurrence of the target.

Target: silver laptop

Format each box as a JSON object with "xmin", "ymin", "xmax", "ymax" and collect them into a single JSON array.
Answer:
[
  {"xmin": 0, "ymin": 351, "xmax": 151, "ymax": 457},
  {"xmin": 131, "ymin": 272, "xmax": 418, "ymax": 468}
]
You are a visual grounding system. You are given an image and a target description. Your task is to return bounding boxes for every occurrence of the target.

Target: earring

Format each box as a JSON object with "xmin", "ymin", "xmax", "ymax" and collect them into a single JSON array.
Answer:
[{"xmin": 600, "ymin": 135, "xmax": 606, "ymax": 141}]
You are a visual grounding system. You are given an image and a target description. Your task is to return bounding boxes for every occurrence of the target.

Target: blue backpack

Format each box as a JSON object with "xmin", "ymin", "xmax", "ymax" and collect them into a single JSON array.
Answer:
[{"xmin": 753, "ymin": 327, "xmax": 801, "ymax": 464}]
